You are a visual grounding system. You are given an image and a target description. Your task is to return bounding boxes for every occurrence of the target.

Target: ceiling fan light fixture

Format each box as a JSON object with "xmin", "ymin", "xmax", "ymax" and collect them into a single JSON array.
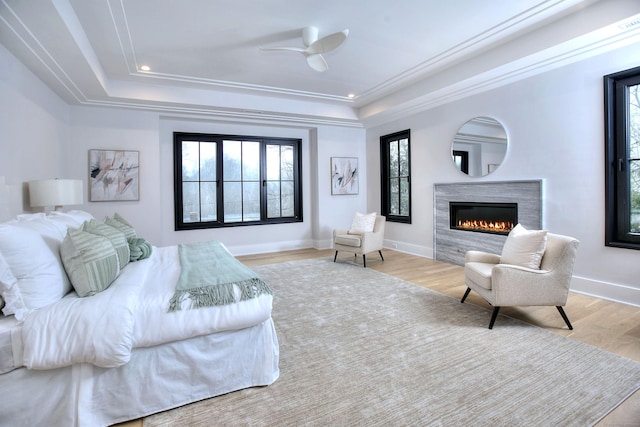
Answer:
[{"xmin": 260, "ymin": 26, "xmax": 349, "ymax": 72}]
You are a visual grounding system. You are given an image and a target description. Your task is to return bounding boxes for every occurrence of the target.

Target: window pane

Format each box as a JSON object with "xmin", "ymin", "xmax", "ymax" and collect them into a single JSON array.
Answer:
[
  {"xmin": 631, "ymin": 84, "xmax": 640, "ymax": 234},
  {"xmin": 281, "ymin": 145, "xmax": 294, "ymax": 180},
  {"xmin": 389, "ymin": 141, "xmax": 399, "ymax": 178},
  {"xmin": 243, "ymin": 181, "xmax": 260, "ymax": 221},
  {"xmin": 267, "ymin": 181, "xmax": 281, "ymax": 218},
  {"xmin": 182, "ymin": 181, "xmax": 199, "ymax": 222},
  {"xmin": 242, "ymin": 141, "xmax": 260, "ymax": 181},
  {"xmin": 200, "ymin": 142, "xmax": 216, "ymax": 181},
  {"xmin": 631, "ymin": 160, "xmax": 640, "ymax": 233},
  {"xmin": 266, "ymin": 145, "xmax": 280, "ymax": 180},
  {"xmin": 390, "ymin": 178, "xmax": 399, "ymax": 215},
  {"xmin": 223, "ymin": 140, "xmax": 242, "ymax": 181},
  {"xmin": 399, "ymin": 139, "xmax": 409, "ymax": 176},
  {"xmin": 200, "ymin": 181, "xmax": 217, "ymax": 222},
  {"xmin": 223, "ymin": 181, "xmax": 242, "ymax": 222},
  {"xmin": 400, "ymin": 177, "xmax": 410, "ymax": 216},
  {"xmin": 182, "ymin": 141, "xmax": 200, "ymax": 181},
  {"xmin": 281, "ymin": 181, "xmax": 294, "ymax": 217}
]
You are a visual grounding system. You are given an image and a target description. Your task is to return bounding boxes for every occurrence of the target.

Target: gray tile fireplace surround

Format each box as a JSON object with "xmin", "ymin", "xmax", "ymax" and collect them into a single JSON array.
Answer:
[{"xmin": 434, "ymin": 180, "xmax": 542, "ymax": 266}]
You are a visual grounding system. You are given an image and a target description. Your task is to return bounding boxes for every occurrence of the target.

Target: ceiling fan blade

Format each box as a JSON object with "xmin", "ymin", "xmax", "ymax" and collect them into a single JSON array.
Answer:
[
  {"xmin": 306, "ymin": 54, "xmax": 328, "ymax": 72},
  {"xmin": 307, "ymin": 29, "xmax": 349, "ymax": 54},
  {"xmin": 259, "ymin": 46, "xmax": 306, "ymax": 53}
]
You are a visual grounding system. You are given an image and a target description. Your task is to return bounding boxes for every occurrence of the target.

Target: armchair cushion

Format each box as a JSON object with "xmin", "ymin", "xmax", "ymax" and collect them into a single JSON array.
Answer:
[
  {"xmin": 334, "ymin": 234, "xmax": 362, "ymax": 247},
  {"xmin": 349, "ymin": 212, "xmax": 377, "ymax": 234},
  {"xmin": 500, "ymin": 224, "xmax": 547, "ymax": 269},
  {"xmin": 464, "ymin": 262, "xmax": 494, "ymax": 290}
]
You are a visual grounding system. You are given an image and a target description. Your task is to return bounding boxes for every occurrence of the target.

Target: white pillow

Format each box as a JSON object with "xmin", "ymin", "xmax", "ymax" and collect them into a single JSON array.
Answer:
[
  {"xmin": 349, "ymin": 212, "xmax": 377, "ymax": 234},
  {"xmin": 46, "ymin": 210, "xmax": 95, "ymax": 232},
  {"xmin": 0, "ymin": 223, "xmax": 69, "ymax": 310},
  {"xmin": 500, "ymin": 223, "xmax": 548, "ymax": 269},
  {"xmin": 0, "ymin": 252, "xmax": 28, "ymax": 320}
]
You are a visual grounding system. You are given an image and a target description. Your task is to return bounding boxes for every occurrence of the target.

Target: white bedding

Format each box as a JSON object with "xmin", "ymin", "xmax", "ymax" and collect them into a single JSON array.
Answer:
[
  {"xmin": 18, "ymin": 244, "xmax": 273, "ymax": 370},
  {"xmin": 132, "ymin": 245, "xmax": 273, "ymax": 347},
  {"xmin": 0, "ymin": 210, "xmax": 279, "ymax": 426},
  {"xmin": 1, "ymin": 318, "xmax": 280, "ymax": 427},
  {"xmin": 0, "ymin": 315, "xmax": 19, "ymax": 373}
]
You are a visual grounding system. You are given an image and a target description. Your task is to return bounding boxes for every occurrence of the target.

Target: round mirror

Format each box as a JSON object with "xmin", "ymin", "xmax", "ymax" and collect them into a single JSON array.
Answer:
[{"xmin": 452, "ymin": 117, "xmax": 508, "ymax": 177}]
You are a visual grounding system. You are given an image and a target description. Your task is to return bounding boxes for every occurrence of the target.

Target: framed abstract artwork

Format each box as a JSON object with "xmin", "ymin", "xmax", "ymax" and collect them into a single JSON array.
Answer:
[
  {"xmin": 331, "ymin": 157, "xmax": 358, "ymax": 195},
  {"xmin": 89, "ymin": 149, "xmax": 139, "ymax": 201}
]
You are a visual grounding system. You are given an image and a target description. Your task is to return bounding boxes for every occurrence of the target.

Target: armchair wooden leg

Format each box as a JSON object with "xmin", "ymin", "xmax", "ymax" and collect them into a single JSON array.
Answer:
[
  {"xmin": 556, "ymin": 306, "xmax": 574, "ymax": 330},
  {"xmin": 488, "ymin": 306, "xmax": 501, "ymax": 329},
  {"xmin": 378, "ymin": 250, "xmax": 384, "ymax": 261},
  {"xmin": 333, "ymin": 251, "xmax": 338, "ymax": 262},
  {"xmin": 460, "ymin": 287, "xmax": 471, "ymax": 303},
  {"xmin": 362, "ymin": 254, "xmax": 366, "ymax": 268}
]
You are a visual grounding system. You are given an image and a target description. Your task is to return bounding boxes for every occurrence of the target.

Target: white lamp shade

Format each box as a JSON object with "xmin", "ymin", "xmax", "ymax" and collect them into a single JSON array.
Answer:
[{"xmin": 29, "ymin": 179, "xmax": 84, "ymax": 209}]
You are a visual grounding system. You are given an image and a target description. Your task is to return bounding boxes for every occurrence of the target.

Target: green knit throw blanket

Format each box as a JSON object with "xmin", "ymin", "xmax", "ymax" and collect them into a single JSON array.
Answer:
[{"xmin": 168, "ymin": 241, "xmax": 272, "ymax": 312}]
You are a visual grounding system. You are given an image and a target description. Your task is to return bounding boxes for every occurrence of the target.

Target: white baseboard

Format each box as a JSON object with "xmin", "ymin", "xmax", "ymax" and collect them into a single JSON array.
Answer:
[
  {"xmin": 227, "ymin": 239, "xmax": 314, "ymax": 256},
  {"xmin": 570, "ymin": 276, "xmax": 640, "ymax": 308},
  {"xmin": 384, "ymin": 239, "xmax": 433, "ymax": 258}
]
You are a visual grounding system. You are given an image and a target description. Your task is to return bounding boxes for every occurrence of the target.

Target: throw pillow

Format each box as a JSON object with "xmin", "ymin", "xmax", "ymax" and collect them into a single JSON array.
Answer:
[
  {"xmin": 83, "ymin": 219, "xmax": 130, "ymax": 270},
  {"xmin": 349, "ymin": 212, "xmax": 377, "ymax": 234},
  {"xmin": 500, "ymin": 223, "xmax": 548, "ymax": 269},
  {"xmin": 60, "ymin": 228, "xmax": 119, "ymax": 297},
  {"xmin": 128, "ymin": 237, "xmax": 153, "ymax": 262},
  {"xmin": 104, "ymin": 212, "xmax": 136, "ymax": 240}
]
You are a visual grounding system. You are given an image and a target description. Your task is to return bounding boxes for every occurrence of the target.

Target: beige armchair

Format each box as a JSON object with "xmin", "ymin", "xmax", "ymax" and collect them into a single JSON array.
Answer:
[
  {"xmin": 333, "ymin": 215, "xmax": 386, "ymax": 267},
  {"xmin": 460, "ymin": 232, "xmax": 579, "ymax": 329}
]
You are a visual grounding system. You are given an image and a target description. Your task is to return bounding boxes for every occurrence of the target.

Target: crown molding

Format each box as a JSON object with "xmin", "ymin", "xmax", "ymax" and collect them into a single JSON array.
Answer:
[{"xmin": 360, "ymin": 14, "xmax": 640, "ymax": 128}]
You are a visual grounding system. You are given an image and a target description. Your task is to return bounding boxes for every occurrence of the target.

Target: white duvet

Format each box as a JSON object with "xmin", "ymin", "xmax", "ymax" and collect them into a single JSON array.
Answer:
[{"xmin": 19, "ymin": 245, "xmax": 273, "ymax": 370}]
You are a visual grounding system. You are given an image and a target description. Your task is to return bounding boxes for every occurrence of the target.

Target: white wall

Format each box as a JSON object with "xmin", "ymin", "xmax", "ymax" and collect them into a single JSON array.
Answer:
[
  {"xmin": 366, "ymin": 40, "xmax": 640, "ymax": 305},
  {"xmin": 0, "ymin": 44, "xmax": 70, "ymax": 217},
  {"xmin": 64, "ymin": 112, "xmax": 366, "ymax": 254},
  {"xmin": 0, "ymin": 40, "xmax": 367, "ymax": 254}
]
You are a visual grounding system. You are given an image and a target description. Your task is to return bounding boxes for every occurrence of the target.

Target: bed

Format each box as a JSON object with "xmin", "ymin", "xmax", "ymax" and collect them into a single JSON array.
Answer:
[{"xmin": 0, "ymin": 210, "xmax": 280, "ymax": 426}]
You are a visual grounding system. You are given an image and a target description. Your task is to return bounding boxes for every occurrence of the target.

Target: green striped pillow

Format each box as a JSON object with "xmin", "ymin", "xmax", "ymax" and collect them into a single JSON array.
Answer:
[
  {"xmin": 82, "ymin": 219, "xmax": 130, "ymax": 270},
  {"xmin": 104, "ymin": 213, "xmax": 136, "ymax": 240},
  {"xmin": 60, "ymin": 228, "xmax": 119, "ymax": 297}
]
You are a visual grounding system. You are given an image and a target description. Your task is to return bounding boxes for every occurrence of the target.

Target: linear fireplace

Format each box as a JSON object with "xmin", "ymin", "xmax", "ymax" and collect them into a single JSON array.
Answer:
[
  {"xmin": 449, "ymin": 202, "xmax": 517, "ymax": 235},
  {"xmin": 434, "ymin": 180, "xmax": 542, "ymax": 266}
]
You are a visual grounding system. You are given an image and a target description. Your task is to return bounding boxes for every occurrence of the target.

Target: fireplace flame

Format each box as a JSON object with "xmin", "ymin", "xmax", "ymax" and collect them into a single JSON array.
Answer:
[{"xmin": 457, "ymin": 220, "xmax": 514, "ymax": 233}]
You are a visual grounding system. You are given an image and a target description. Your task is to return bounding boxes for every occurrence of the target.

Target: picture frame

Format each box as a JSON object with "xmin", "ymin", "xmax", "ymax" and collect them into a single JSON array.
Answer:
[
  {"xmin": 331, "ymin": 157, "xmax": 358, "ymax": 195},
  {"xmin": 89, "ymin": 149, "xmax": 139, "ymax": 201}
]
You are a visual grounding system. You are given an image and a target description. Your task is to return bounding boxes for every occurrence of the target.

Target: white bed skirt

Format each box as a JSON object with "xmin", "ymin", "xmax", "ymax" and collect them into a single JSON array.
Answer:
[{"xmin": 0, "ymin": 318, "xmax": 280, "ymax": 426}]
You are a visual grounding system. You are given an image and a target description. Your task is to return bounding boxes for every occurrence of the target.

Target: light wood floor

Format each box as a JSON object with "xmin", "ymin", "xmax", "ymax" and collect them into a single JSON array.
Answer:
[{"xmin": 117, "ymin": 249, "xmax": 640, "ymax": 427}]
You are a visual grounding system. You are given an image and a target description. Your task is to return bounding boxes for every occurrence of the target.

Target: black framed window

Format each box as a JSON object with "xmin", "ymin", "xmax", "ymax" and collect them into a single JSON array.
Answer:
[
  {"xmin": 380, "ymin": 129, "xmax": 411, "ymax": 224},
  {"xmin": 452, "ymin": 150, "xmax": 469, "ymax": 174},
  {"xmin": 604, "ymin": 65, "xmax": 640, "ymax": 249},
  {"xmin": 174, "ymin": 132, "xmax": 302, "ymax": 230}
]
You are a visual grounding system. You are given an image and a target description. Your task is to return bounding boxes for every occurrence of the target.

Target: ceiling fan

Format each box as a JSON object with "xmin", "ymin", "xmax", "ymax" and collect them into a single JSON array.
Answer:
[{"xmin": 260, "ymin": 26, "xmax": 349, "ymax": 72}]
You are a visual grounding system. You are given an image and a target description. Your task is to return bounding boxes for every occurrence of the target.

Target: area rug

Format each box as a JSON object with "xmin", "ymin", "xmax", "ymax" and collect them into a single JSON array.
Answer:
[{"xmin": 144, "ymin": 258, "xmax": 640, "ymax": 426}]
